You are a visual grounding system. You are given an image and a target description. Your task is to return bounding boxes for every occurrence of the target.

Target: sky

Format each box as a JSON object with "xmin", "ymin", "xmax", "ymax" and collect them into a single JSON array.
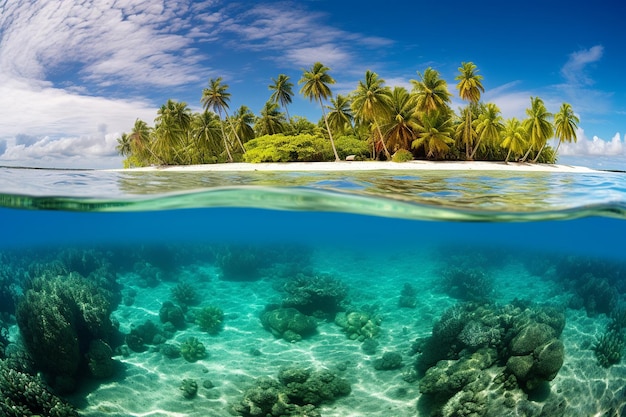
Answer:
[{"xmin": 0, "ymin": 0, "xmax": 624, "ymax": 169}]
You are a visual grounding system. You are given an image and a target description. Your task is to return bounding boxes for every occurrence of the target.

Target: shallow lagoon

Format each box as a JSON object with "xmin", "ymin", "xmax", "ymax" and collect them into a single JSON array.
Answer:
[{"xmin": 1, "ymin": 166, "xmax": 626, "ymax": 416}]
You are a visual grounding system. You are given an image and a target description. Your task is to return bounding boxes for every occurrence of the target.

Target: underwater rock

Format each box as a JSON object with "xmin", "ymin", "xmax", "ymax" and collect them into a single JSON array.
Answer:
[
  {"xmin": 180, "ymin": 378, "xmax": 198, "ymax": 399},
  {"xmin": 260, "ymin": 306, "xmax": 317, "ymax": 342},
  {"xmin": 373, "ymin": 351, "xmax": 403, "ymax": 370},
  {"xmin": 510, "ymin": 323, "xmax": 555, "ymax": 356},
  {"xmin": 159, "ymin": 301, "xmax": 186, "ymax": 330},
  {"xmin": 86, "ymin": 339, "xmax": 115, "ymax": 379}
]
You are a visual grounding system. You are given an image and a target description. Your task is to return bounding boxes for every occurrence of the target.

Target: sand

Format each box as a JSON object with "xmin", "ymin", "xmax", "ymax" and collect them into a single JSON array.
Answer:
[{"xmin": 111, "ymin": 160, "xmax": 602, "ymax": 174}]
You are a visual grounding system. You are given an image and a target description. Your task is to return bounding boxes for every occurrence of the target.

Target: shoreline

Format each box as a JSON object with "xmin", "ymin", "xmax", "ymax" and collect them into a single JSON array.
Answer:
[{"xmin": 110, "ymin": 160, "xmax": 603, "ymax": 173}]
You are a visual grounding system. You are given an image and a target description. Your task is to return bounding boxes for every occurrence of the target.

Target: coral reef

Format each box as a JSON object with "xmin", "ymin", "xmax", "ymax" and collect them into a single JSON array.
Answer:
[
  {"xmin": 334, "ymin": 311, "xmax": 381, "ymax": 342},
  {"xmin": 180, "ymin": 378, "xmax": 198, "ymax": 399},
  {"xmin": 195, "ymin": 305, "xmax": 224, "ymax": 334},
  {"xmin": 398, "ymin": 283, "xmax": 417, "ymax": 308},
  {"xmin": 281, "ymin": 273, "xmax": 348, "ymax": 319},
  {"xmin": 373, "ymin": 351, "xmax": 403, "ymax": 370},
  {"xmin": 180, "ymin": 337, "xmax": 207, "ymax": 362},
  {"xmin": 171, "ymin": 282, "xmax": 199, "ymax": 310},
  {"xmin": 16, "ymin": 273, "xmax": 115, "ymax": 392},
  {"xmin": 440, "ymin": 266, "xmax": 494, "ymax": 302},
  {"xmin": 261, "ymin": 306, "xmax": 317, "ymax": 342},
  {"xmin": 0, "ymin": 359, "xmax": 79, "ymax": 417},
  {"xmin": 86, "ymin": 339, "xmax": 115, "ymax": 379},
  {"xmin": 230, "ymin": 366, "xmax": 350, "ymax": 417},
  {"xmin": 592, "ymin": 330, "xmax": 624, "ymax": 368},
  {"xmin": 125, "ymin": 320, "xmax": 171, "ymax": 352},
  {"xmin": 412, "ymin": 301, "xmax": 567, "ymax": 415},
  {"xmin": 159, "ymin": 301, "xmax": 186, "ymax": 330}
]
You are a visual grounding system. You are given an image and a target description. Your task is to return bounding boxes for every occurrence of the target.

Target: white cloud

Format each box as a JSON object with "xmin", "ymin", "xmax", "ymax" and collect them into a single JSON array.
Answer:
[
  {"xmin": 560, "ymin": 45, "xmax": 604, "ymax": 86},
  {"xmin": 559, "ymin": 130, "xmax": 625, "ymax": 157}
]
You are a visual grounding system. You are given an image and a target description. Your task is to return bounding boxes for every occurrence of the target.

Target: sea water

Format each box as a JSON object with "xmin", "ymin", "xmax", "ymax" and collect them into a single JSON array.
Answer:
[{"xmin": 1, "ymin": 166, "xmax": 626, "ymax": 417}]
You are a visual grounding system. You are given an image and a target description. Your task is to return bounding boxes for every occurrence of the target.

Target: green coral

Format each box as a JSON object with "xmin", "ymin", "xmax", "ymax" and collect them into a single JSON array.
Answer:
[
  {"xmin": 180, "ymin": 337, "xmax": 207, "ymax": 362},
  {"xmin": 180, "ymin": 378, "xmax": 198, "ymax": 399},
  {"xmin": 15, "ymin": 274, "xmax": 114, "ymax": 392},
  {"xmin": 261, "ymin": 307, "xmax": 317, "ymax": 342},
  {"xmin": 0, "ymin": 359, "xmax": 79, "ymax": 417},
  {"xmin": 282, "ymin": 273, "xmax": 347, "ymax": 319},
  {"xmin": 195, "ymin": 305, "xmax": 224, "ymax": 334},
  {"xmin": 230, "ymin": 367, "xmax": 350, "ymax": 417},
  {"xmin": 171, "ymin": 282, "xmax": 199, "ymax": 309},
  {"xmin": 334, "ymin": 311, "xmax": 381, "ymax": 342},
  {"xmin": 593, "ymin": 330, "xmax": 624, "ymax": 368}
]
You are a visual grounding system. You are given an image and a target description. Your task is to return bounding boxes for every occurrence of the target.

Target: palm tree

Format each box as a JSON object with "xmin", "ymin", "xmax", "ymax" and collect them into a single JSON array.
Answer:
[
  {"xmin": 201, "ymin": 77, "xmax": 245, "ymax": 156},
  {"xmin": 351, "ymin": 70, "xmax": 393, "ymax": 160},
  {"xmin": 412, "ymin": 111, "xmax": 455, "ymax": 159},
  {"xmin": 232, "ymin": 105, "xmax": 256, "ymax": 144},
  {"xmin": 116, "ymin": 133, "xmax": 131, "ymax": 157},
  {"xmin": 326, "ymin": 94, "xmax": 354, "ymax": 136},
  {"xmin": 500, "ymin": 118, "xmax": 527, "ymax": 163},
  {"xmin": 299, "ymin": 62, "xmax": 340, "ymax": 161},
  {"xmin": 455, "ymin": 62, "xmax": 485, "ymax": 159},
  {"xmin": 127, "ymin": 119, "xmax": 153, "ymax": 164},
  {"xmin": 269, "ymin": 74, "xmax": 294, "ymax": 121},
  {"xmin": 153, "ymin": 100, "xmax": 191, "ymax": 164},
  {"xmin": 385, "ymin": 86, "xmax": 419, "ymax": 152},
  {"xmin": 553, "ymin": 102, "xmax": 579, "ymax": 154},
  {"xmin": 471, "ymin": 103, "xmax": 504, "ymax": 159},
  {"xmin": 521, "ymin": 97, "xmax": 553, "ymax": 162},
  {"xmin": 410, "ymin": 67, "xmax": 452, "ymax": 114},
  {"xmin": 192, "ymin": 111, "xmax": 223, "ymax": 162},
  {"xmin": 256, "ymin": 101, "xmax": 285, "ymax": 136}
]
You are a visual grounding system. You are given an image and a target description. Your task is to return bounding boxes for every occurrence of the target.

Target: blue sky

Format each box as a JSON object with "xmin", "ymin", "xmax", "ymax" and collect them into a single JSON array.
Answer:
[{"xmin": 0, "ymin": 0, "xmax": 624, "ymax": 169}]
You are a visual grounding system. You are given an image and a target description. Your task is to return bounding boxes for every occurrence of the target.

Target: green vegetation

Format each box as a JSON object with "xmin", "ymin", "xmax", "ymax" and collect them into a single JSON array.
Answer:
[
  {"xmin": 118, "ymin": 61, "xmax": 574, "ymax": 167},
  {"xmin": 195, "ymin": 305, "xmax": 224, "ymax": 334}
]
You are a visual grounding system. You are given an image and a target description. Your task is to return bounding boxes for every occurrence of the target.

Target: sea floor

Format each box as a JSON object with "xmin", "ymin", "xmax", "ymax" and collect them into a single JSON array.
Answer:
[{"xmin": 49, "ymin": 245, "xmax": 626, "ymax": 417}]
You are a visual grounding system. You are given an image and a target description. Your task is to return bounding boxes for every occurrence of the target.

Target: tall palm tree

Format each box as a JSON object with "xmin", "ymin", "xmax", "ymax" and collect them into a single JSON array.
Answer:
[
  {"xmin": 410, "ymin": 67, "xmax": 452, "ymax": 114},
  {"xmin": 385, "ymin": 86, "xmax": 419, "ymax": 152},
  {"xmin": 127, "ymin": 119, "xmax": 153, "ymax": 164},
  {"xmin": 153, "ymin": 100, "xmax": 191, "ymax": 164},
  {"xmin": 553, "ymin": 102, "xmax": 579, "ymax": 154},
  {"xmin": 201, "ymin": 77, "xmax": 245, "ymax": 156},
  {"xmin": 269, "ymin": 74, "xmax": 294, "ymax": 121},
  {"xmin": 116, "ymin": 133, "xmax": 131, "ymax": 157},
  {"xmin": 299, "ymin": 62, "xmax": 340, "ymax": 161},
  {"xmin": 471, "ymin": 103, "xmax": 504, "ymax": 160},
  {"xmin": 351, "ymin": 70, "xmax": 393, "ymax": 160},
  {"xmin": 412, "ymin": 111, "xmax": 455, "ymax": 159},
  {"xmin": 500, "ymin": 118, "xmax": 527, "ymax": 163},
  {"xmin": 256, "ymin": 101, "xmax": 285, "ymax": 136},
  {"xmin": 326, "ymin": 94, "xmax": 353, "ymax": 136},
  {"xmin": 192, "ymin": 111, "xmax": 223, "ymax": 162},
  {"xmin": 232, "ymin": 105, "xmax": 256, "ymax": 144},
  {"xmin": 521, "ymin": 97, "xmax": 553, "ymax": 162},
  {"xmin": 455, "ymin": 62, "xmax": 485, "ymax": 159}
]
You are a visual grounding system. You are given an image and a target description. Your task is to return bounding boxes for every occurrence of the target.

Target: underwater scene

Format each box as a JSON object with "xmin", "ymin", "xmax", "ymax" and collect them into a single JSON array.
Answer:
[{"xmin": 1, "ymin": 167, "xmax": 626, "ymax": 417}]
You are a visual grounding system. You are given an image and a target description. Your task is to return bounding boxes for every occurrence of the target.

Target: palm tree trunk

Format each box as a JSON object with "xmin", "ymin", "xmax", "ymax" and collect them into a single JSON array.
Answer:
[
  {"xmin": 554, "ymin": 139, "xmax": 562, "ymax": 155},
  {"xmin": 320, "ymin": 98, "xmax": 340, "ymax": 161},
  {"xmin": 374, "ymin": 121, "xmax": 391, "ymax": 160},
  {"xmin": 219, "ymin": 122, "xmax": 233, "ymax": 162},
  {"xmin": 531, "ymin": 143, "xmax": 546, "ymax": 163},
  {"xmin": 224, "ymin": 109, "xmax": 246, "ymax": 153},
  {"xmin": 520, "ymin": 145, "xmax": 534, "ymax": 163},
  {"xmin": 465, "ymin": 110, "xmax": 472, "ymax": 160},
  {"xmin": 504, "ymin": 148, "xmax": 512, "ymax": 164},
  {"xmin": 469, "ymin": 136, "xmax": 484, "ymax": 160}
]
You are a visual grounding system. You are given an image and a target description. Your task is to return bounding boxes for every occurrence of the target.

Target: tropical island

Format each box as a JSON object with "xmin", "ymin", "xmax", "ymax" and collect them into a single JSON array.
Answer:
[{"xmin": 116, "ymin": 62, "xmax": 580, "ymax": 168}]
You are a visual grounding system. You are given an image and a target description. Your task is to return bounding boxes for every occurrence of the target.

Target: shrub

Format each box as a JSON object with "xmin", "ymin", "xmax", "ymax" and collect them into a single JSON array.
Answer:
[
  {"xmin": 334, "ymin": 135, "xmax": 370, "ymax": 160},
  {"xmin": 392, "ymin": 149, "xmax": 413, "ymax": 162},
  {"xmin": 243, "ymin": 134, "xmax": 330, "ymax": 162}
]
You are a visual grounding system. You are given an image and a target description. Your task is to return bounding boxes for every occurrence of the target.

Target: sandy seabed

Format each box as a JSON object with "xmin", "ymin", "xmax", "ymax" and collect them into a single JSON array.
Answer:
[{"xmin": 65, "ymin": 247, "xmax": 625, "ymax": 417}]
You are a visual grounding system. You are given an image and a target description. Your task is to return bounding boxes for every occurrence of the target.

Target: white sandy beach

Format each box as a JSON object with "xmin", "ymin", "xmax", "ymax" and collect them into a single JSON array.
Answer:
[{"xmin": 112, "ymin": 160, "xmax": 602, "ymax": 173}]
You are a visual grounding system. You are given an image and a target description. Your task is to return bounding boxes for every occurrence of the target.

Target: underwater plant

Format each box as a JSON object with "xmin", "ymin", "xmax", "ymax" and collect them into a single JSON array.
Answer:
[
  {"xmin": 261, "ymin": 306, "xmax": 317, "ymax": 342},
  {"xmin": 195, "ymin": 305, "xmax": 224, "ymax": 334},
  {"xmin": 180, "ymin": 337, "xmax": 207, "ymax": 362}
]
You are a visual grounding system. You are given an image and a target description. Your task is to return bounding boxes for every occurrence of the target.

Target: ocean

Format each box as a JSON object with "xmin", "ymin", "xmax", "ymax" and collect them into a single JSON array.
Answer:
[{"xmin": 1, "ymin": 165, "xmax": 626, "ymax": 417}]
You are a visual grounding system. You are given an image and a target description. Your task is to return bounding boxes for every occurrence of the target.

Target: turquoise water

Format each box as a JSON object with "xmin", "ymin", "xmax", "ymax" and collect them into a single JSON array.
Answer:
[{"xmin": 1, "ymin": 166, "xmax": 626, "ymax": 416}]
